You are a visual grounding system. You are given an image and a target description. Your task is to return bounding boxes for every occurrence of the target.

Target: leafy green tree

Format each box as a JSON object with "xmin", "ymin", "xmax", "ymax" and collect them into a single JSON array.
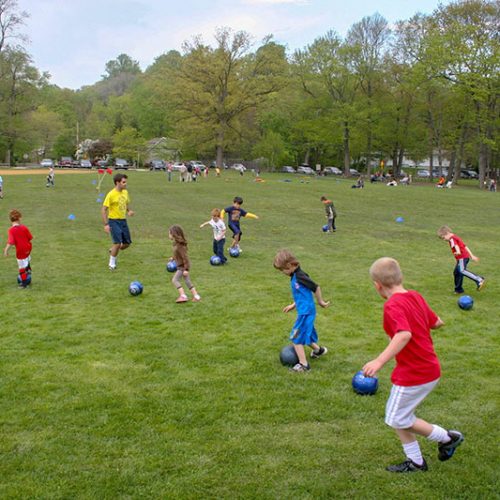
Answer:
[
  {"xmin": 112, "ymin": 126, "xmax": 144, "ymax": 164},
  {"xmin": 102, "ymin": 53, "xmax": 141, "ymax": 79}
]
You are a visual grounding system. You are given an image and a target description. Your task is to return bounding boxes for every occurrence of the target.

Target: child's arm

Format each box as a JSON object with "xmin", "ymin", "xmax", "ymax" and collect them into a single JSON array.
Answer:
[
  {"xmin": 314, "ymin": 286, "xmax": 330, "ymax": 308},
  {"xmin": 244, "ymin": 212, "xmax": 259, "ymax": 219},
  {"xmin": 465, "ymin": 246, "xmax": 479, "ymax": 262},
  {"xmin": 363, "ymin": 331, "xmax": 412, "ymax": 377},
  {"xmin": 431, "ymin": 317, "xmax": 444, "ymax": 329},
  {"xmin": 199, "ymin": 220, "xmax": 210, "ymax": 228},
  {"xmin": 283, "ymin": 302, "xmax": 296, "ymax": 313},
  {"xmin": 3, "ymin": 243, "xmax": 12, "ymax": 257}
]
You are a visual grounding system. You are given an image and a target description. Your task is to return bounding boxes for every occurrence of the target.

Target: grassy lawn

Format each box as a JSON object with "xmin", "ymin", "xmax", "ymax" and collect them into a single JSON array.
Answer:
[{"xmin": 0, "ymin": 170, "xmax": 498, "ymax": 498}]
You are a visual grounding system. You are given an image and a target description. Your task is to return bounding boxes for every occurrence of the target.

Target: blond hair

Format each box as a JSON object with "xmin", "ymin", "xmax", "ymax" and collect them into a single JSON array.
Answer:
[
  {"xmin": 273, "ymin": 249, "xmax": 300, "ymax": 271},
  {"xmin": 211, "ymin": 208, "xmax": 221, "ymax": 217},
  {"xmin": 369, "ymin": 257, "xmax": 403, "ymax": 287},
  {"xmin": 437, "ymin": 225, "xmax": 452, "ymax": 237}
]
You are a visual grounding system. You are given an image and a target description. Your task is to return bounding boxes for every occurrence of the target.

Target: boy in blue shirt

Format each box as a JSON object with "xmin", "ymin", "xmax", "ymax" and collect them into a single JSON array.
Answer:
[
  {"xmin": 274, "ymin": 249, "xmax": 330, "ymax": 372},
  {"xmin": 221, "ymin": 196, "xmax": 259, "ymax": 252}
]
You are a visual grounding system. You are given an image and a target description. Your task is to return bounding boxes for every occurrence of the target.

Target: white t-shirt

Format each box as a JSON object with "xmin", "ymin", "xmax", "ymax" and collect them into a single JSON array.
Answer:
[{"xmin": 209, "ymin": 219, "xmax": 226, "ymax": 240}]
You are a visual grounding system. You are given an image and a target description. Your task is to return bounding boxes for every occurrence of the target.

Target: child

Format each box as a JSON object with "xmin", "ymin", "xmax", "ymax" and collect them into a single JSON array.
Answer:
[
  {"xmin": 273, "ymin": 249, "xmax": 329, "ymax": 372},
  {"xmin": 363, "ymin": 257, "xmax": 464, "ymax": 473},
  {"xmin": 221, "ymin": 196, "xmax": 259, "ymax": 252},
  {"xmin": 0, "ymin": 175, "xmax": 3, "ymax": 198},
  {"xmin": 3, "ymin": 209, "xmax": 33, "ymax": 288},
  {"xmin": 437, "ymin": 226, "xmax": 485, "ymax": 293},
  {"xmin": 320, "ymin": 196, "xmax": 336, "ymax": 232},
  {"xmin": 168, "ymin": 225, "xmax": 201, "ymax": 303},
  {"xmin": 46, "ymin": 166, "xmax": 55, "ymax": 187},
  {"xmin": 200, "ymin": 208, "xmax": 227, "ymax": 264}
]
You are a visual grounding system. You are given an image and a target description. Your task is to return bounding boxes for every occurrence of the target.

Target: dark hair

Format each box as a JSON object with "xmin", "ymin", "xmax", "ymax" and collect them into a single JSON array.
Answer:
[
  {"xmin": 9, "ymin": 209, "xmax": 22, "ymax": 222},
  {"xmin": 113, "ymin": 173, "xmax": 128, "ymax": 185},
  {"xmin": 233, "ymin": 196, "xmax": 243, "ymax": 204}
]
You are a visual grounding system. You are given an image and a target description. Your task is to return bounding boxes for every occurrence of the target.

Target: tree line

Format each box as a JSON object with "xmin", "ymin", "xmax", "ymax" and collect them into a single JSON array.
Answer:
[{"xmin": 0, "ymin": 0, "xmax": 498, "ymax": 187}]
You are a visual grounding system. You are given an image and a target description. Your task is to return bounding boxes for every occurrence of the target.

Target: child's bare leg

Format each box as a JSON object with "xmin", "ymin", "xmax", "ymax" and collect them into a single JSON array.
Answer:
[
  {"xmin": 310, "ymin": 342, "xmax": 320, "ymax": 351},
  {"xmin": 110, "ymin": 243, "xmax": 121, "ymax": 257},
  {"xmin": 293, "ymin": 344, "xmax": 308, "ymax": 366}
]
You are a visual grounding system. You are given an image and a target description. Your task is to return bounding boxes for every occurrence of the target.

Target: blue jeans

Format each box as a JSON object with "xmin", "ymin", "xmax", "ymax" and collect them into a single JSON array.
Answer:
[{"xmin": 213, "ymin": 238, "xmax": 227, "ymax": 262}]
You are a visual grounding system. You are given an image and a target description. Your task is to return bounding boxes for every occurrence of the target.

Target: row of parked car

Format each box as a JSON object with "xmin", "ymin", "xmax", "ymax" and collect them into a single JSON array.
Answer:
[
  {"xmin": 39, "ymin": 157, "xmax": 130, "ymax": 170},
  {"xmin": 281, "ymin": 165, "xmax": 361, "ymax": 176},
  {"xmin": 416, "ymin": 168, "xmax": 479, "ymax": 179}
]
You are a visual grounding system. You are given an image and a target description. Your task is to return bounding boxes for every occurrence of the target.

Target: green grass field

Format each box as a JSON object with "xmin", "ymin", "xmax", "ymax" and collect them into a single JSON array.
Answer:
[{"xmin": 1, "ymin": 170, "xmax": 498, "ymax": 499}]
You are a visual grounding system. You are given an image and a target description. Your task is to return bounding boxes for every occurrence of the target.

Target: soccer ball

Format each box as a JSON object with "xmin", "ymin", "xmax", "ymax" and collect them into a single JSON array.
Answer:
[
  {"xmin": 166, "ymin": 260, "xmax": 177, "ymax": 272},
  {"xmin": 17, "ymin": 274, "xmax": 32, "ymax": 286},
  {"xmin": 322, "ymin": 224, "xmax": 329, "ymax": 232},
  {"xmin": 279, "ymin": 344, "xmax": 299, "ymax": 367},
  {"xmin": 210, "ymin": 255, "xmax": 222, "ymax": 266},
  {"xmin": 229, "ymin": 247, "xmax": 240, "ymax": 258},
  {"xmin": 352, "ymin": 370, "xmax": 378, "ymax": 395},
  {"xmin": 458, "ymin": 295, "xmax": 474, "ymax": 310},
  {"xmin": 128, "ymin": 280, "xmax": 143, "ymax": 296}
]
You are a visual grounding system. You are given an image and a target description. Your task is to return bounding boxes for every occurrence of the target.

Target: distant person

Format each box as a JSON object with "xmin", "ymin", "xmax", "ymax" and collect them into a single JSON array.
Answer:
[
  {"xmin": 437, "ymin": 226, "xmax": 485, "ymax": 293},
  {"xmin": 102, "ymin": 173, "xmax": 134, "ymax": 270},
  {"xmin": 351, "ymin": 176, "xmax": 364, "ymax": 189},
  {"xmin": 386, "ymin": 178, "xmax": 398, "ymax": 187},
  {"xmin": 215, "ymin": 166, "xmax": 221, "ymax": 177},
  {"xmin": 363, "ymin": 257, "xmax": 464, "ymax": 473},
  {"xmin": 320, "ymin": 195, "xmax": 336, "ymax": 232},
  {"xmin": 221, "ymin": 196, "xmax": 259, "ymax": 252},
  {"xmin": 0, "ymin": 175, "xmax": 3, "ymax": 198},
  {"xmin": 4, "ymin": 209, "xmax": 33, "ymax": 288},
  {"xmin": 200, "ymin": 208, "xmax": 227, "ymax": 264},
  {"xmin": 488, "ymin": 178, "xmax": 496, "ymax": 192},
  {"xmin": 167, "ymin": 162, "xmax": 173, "ymax": 182},
  {"xmin": 436, "ymin": 176, "xmax": 445, "ymax": 188},
  {"xmin": 400, "ymin": 174, "xmax": 410, "ymax": 186},
  {"xmin": 168, "ymin": 224, "xmax": 201, "ymax": 303},
  {"xmin": 273, "ymin": 249, "xmax": 329, "ymax": 372},
  {"xmin": 46, "ymin": 166, "xmax": 55, "ymax": 187}
]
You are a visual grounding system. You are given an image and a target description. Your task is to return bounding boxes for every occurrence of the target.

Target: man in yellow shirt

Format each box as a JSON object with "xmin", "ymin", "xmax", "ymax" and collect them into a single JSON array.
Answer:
[{"xmin": 101, "ymin": 173, "xmax": 134, "ymax": 270}]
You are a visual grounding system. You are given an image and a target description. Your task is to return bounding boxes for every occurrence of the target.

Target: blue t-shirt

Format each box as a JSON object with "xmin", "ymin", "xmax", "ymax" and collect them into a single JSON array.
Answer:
[
  {"xmin": 224, "ymin": 206, "xmax": 247, "ymax": 226},
  {"xmin": 291, "ymin": 267, "xmax": 317, "ymax": 315}
]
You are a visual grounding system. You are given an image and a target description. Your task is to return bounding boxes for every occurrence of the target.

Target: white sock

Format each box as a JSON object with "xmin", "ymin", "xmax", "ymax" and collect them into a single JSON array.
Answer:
[
  {"xmin": 403, "ymin": 441, "xmax": 424, "ymax": 466},
  {"xmin": 427, "ymin": 424, "xmax": 450, "ymax": 443},
  {"xmin": 109, "ymin": 255, "xmax": 116, "ymax": 267}
]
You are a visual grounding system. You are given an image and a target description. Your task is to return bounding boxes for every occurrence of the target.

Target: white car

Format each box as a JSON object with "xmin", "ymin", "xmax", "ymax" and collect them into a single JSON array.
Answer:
[
  {"xmin": 297, "ymin": 166, "xmax": 315, "ymax": 175},
  {"xmin": 417, "ymin": 169, "xmax": 430, "ymax": 178},
  {"xmin": 172, "ymin": 162, "xmax": 186, "ymax": 171},
  {"xmin": 323, "ymin": 166, "xmax": 342, "ymax": 175},
  {"xmin": 40, "ymin": 159, "xmax": 54, "ymax": 168},
  {"xmin": 231, "ymin": 163, "xmax": 246, "ymax": 171}
]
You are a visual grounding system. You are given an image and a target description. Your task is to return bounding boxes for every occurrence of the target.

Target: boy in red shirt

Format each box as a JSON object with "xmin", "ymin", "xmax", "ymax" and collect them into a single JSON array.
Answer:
[
  {"xmin": 437, "ymin": 225, "xmax": 485, "ymax": 293},
  {"xmin": 4, "ymin": 209, "xmax": 33, "ymax": 288},
  {"xmin": 363, "ymin": 257, "xmax": 463, "ymax": 472}
]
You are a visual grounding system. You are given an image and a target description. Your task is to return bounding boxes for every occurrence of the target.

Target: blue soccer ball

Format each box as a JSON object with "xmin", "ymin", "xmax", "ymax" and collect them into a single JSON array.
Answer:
[
  {"xmin": 17, "ymin": 274, "xmax": 32, "ymax": 286},
  {"xmin": 229, "ymin": 247, "xmax": 240, "ymax": 258},
  {"xmin": 166, "ymin": 260, "xmax": 177, "ymax": 272},
  {"xmin": 279, "ymin": 344, "xmax": 299, "ymax": 367},
  {"xmin": 128, "ymin": 280, "xmax": 143, "ymax": 296},
  {"xmin": 458, "ymin": 295, "xmax": 473, "ymax": 310},
  {"xmin": 322, "ymin": 224, "xmax": 329, "ymax": 232},
  {"xmin": 210, "ymin": 255, "xmax": 222, "ymax": 266},
  {"xmin": 352, "ymin": 370, "xmax": 378, "ymax": 395}
]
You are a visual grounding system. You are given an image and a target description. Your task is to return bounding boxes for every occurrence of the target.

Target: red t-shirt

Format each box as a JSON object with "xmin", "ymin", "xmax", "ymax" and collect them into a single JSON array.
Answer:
[
  {"xmin": 383, "ymin": 290, "xmax": 440, "ymax": 386},
  {"xmin": 7, "ymin": 224, "xmax": 33, "ymax": 259},
  {"xmin": 448, "ymin": 234, "xmax": 470, "ymax": 260}
]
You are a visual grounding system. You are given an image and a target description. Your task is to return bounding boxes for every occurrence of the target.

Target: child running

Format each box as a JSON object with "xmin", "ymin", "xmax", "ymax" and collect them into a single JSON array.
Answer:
[
  {"xmin": 168, "ymin": 225, "xmax": 201, "ymax": 303},
  {"xmin": 273, "ymin": 249, "xmax": 329, "ymax": 372},
  {"xmin": 363, "ymin": 257, "xmax": 464, "ymax": 473},
  {"xmin": 3, "ymin": 209, "xmax": 33, "ymax": 288},
  {"xmin": 200, "ymin": 208, "xmax": 227, "ymax": 264},
  {"xmin": 221, "ymin": 196, "xmax": 259, "ymax": 252},
  {"xmin": 437, "ymin": 225, "xmax": 485, "ymax": 293},
  {"xmin": 320, "ymin": 195, "xmax": 337, "ymax": 232}
]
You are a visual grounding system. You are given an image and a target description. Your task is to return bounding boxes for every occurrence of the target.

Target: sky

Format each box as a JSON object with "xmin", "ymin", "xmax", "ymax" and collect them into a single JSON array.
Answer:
[{"xmin": 18, "ymin": 0, "xmax": 452, "ymax": 90}]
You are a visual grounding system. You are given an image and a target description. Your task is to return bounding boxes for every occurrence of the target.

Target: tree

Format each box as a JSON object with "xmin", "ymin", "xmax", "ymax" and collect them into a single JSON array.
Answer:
[
  {"xmin": 0, "ymin": 0, "xmax": 28, "ymax": 53},
  {"xmin": 102, "ymin": 53, "xmax": 141, "ymax": 79},
  {"xmin": 112, "ymin": 126, "xmax": 144, "ymax": 164}
]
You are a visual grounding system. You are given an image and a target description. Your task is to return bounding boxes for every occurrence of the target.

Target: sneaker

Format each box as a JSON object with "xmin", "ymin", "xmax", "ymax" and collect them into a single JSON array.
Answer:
[
  {"xmin": 192, "ymin": 294, "xmax": 201, "ymax": 302},
  {"xmin": 175, "ymin": 295, "xmax": 188, "ymax": 303},
  {"xmin": 438, "ymin": 430, "xmax": 464, "ymax": 461},
  {"xmin": 477, "ymin": 279, "xmax": 486, "ymax": 291},
  {"xmin": 289, "ymin": 363, "xmax": 310, "ymax": 372},
  {"xmin": 109, "ymin": 265, "xmax": 116, "ymax": 271},
  {"xmin": 386, "ymin": 459, "xmax": 428, "ymax": 473},
  {"xmin": 311, "ymin": 346, "xmax": 328, "ymax": 359}
]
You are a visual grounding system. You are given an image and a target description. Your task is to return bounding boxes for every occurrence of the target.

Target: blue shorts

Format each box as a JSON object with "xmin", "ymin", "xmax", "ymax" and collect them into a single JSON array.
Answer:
[
  {"xmin": 109, "ymin": 219, "xmax": 132, "ymax": 245},
  {"xmin": 290, "ymin": 313, "xmax": 318, "ymax": 345},
  {"xmin": 228, "ymin": 222, "xmax": 241, "ymax": 237}
]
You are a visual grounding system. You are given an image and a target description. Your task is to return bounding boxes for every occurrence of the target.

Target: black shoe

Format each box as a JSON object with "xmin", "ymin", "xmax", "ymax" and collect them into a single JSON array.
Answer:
[
  {"xmin": 311, "ymin": 346, "xmax": 328, "ymax": 359},
  {"xmin": 438, "ymin": 430, "xmax": 464, "ymax": 461},
  {"xmin": 386, "ymin": 459, "xmax": 428, "ymax": 473}
]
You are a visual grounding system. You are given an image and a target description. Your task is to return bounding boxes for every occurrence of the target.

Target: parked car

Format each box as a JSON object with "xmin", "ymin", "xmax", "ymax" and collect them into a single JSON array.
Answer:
[
  {"xmin": 349, "ymin": 168, "xmax": 361, "ymax": 176},
  {"xmin": 149, "ymin": 159, "xmax": 166, "ymax": 171},
  {"xmin": 210, "ymin": 161, "xmax": 227, "ymax": 169},
  {"xmin": 417, "ymin": 169, "xmax": 431, "ymax": 178},
  {"xmin": 40, "ymin": 158, "xmax": 54, "ymax": 168},
  {"xmin": 281, "ymin": 166, "xmax": 296, "ymax": 173},
  {"xmin": 172, "ymin": 162, "xmax": 185, "ymax": 171},
  {"xmin": 231, "ymin": 163, "xmax": 246, "ymax": 171},
  {"xmin": 460, "ymin": 169, "xmax": 478, "ymax": 179},
  {"xmin": 58, "ymin": 156, "xmax": 73, "ymax": 167},
  {"xmin": 323, "ymin": 166, "xmax": 342, "ymax": 176},
  {"xmin": 432, "ymin": 168, "xmax": 449, "ymax": 177},
  {"xmin": 79, "ymin": 159, "xmax": 92, "ymax": 169},
  {"xmin": 297, "ymin": 166, "xmax": 315, "ymax": 175},
  {"xmin": 114, "ymin": 158, "xmax": 129, "ymax": 170},
  {"xmin": 189, "ymin": 160, "xmax": 207, "ymax": 170}
]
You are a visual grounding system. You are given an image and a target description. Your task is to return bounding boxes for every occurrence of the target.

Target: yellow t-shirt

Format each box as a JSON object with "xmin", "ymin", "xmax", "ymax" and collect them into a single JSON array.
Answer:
[{"xmin": 103, "ymin": 188, "xmax": 130, "ymax": 219}]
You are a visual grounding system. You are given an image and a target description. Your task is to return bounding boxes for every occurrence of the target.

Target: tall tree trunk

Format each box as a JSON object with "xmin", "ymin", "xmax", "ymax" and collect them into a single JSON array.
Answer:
[{"xmin": 343, "ymin": 121, "xmax": 350, "ymax": 174}]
